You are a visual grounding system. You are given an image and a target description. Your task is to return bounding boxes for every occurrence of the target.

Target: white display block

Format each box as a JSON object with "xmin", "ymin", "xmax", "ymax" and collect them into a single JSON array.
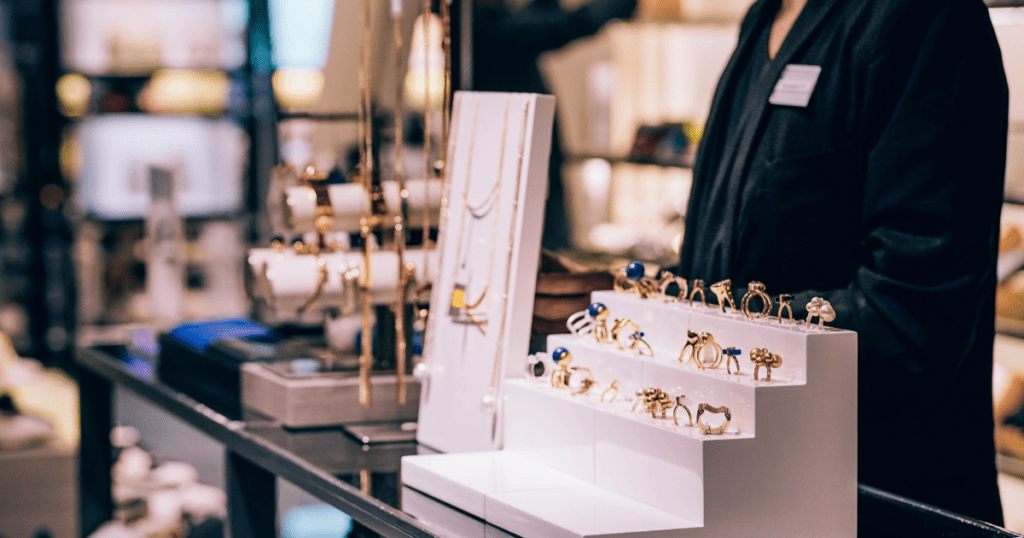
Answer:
[
  {"xmin": 416, "ymin": 92, "xmax": 556, "ymax": 453},
  {"xmin": 404, "ymin": 290, "xmax": 857, "ymax": 537}
]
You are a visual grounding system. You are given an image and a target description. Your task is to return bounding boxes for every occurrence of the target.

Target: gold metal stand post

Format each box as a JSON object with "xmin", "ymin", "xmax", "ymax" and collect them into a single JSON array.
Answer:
[
  {"xmin": 357, "ymin": 0, "xmax": 381, "ymax": 408},
  {"xmin": 392, "ymin": 0, "xmax": 410, "ymax": 405}
]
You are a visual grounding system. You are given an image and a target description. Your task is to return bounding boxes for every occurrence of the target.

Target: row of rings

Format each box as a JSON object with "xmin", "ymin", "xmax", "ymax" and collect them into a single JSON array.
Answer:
[
  {"xmin": 550, "ymin": 349, "xmax": 733, "ymax": 434},
  {"xmin": 630, "ymin": 388, "xmax": 732, "ymax": 435},
  {"xmin": 612, "ymin": 262, "xmax": 837, "ymax": 329}
]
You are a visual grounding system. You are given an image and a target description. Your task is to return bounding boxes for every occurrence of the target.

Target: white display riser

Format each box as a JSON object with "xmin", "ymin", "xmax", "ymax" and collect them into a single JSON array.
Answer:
[{"xmin": 404, "ymin": 291, "xmax": 858, "ymax": 537}]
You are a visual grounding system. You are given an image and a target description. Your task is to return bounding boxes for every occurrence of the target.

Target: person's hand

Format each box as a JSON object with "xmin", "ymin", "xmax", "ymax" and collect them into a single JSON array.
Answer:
[{"xmin": 532, "ymin": 250, "xmax": 614, "ymax": 336}]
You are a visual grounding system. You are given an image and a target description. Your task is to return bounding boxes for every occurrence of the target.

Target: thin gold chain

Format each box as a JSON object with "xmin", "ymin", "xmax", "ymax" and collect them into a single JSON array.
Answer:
[
  {"xmin": 465, "ymin": 100, "xmax": 512, "ymax": 314},
  {"xmin": 449, "ymin": 98, "xmax": 481, "ymax": 274},
  {"xmin": 484, "ymin": 100, "xmax": 531, "ymax": 426}
]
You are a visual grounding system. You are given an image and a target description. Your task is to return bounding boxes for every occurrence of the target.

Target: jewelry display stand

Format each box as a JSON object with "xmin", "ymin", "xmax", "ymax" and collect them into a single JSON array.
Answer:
[
  {"xmin": 284, "ymin": 179, "xmax": 442, "ymax": 233},
  {"xmin": 415, "ymin": 91, "xmax": 556, "ymax": 453},
  {"xmin": 247, "ymin": 247, "xmax": 439, "ymax": 314},
  {"xmin": 403, "ymin": 290, "xmax": 857, "ymax": 537}
]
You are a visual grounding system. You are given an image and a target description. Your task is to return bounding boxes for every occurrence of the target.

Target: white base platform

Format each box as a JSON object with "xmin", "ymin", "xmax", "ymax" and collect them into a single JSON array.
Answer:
[{"xmin": 402, "ymin": 451, "xmax": 698, "ymax": 538}]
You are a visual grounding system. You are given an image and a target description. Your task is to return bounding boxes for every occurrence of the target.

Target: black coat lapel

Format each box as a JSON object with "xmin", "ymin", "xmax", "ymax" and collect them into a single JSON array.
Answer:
[
  {"xmin": 728, "ymin": 0, "xmax": 845, "ymax": 175},
  {"xmin": 692, "ymin": 0, "xmax": 773, "ymax": 178}
]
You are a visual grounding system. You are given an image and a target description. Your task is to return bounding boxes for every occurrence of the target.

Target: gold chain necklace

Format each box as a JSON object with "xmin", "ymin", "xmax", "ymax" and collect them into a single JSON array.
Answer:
[
  {"xmin": 447, "ymin": 98, "xmax": 512, "ymax": 333},
  {"xmin": 481, "ymin": 100, "xmax": 532, "ymax": 436}
]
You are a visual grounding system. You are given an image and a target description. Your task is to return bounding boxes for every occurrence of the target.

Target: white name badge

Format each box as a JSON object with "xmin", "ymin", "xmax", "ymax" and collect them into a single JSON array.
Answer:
[{"xmin": 769, "ymin": 64, "xmax": 822, "ymax": 107}]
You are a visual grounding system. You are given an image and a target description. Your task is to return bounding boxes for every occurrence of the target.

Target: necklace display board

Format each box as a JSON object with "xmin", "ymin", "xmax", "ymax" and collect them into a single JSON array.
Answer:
[
  {"xmin": 404, "ymin": 290, "xmax": 857, "ymax": 537},
  {"xmin": 415, "ymin": 92, "xmax": 556, "ymax": 453}
]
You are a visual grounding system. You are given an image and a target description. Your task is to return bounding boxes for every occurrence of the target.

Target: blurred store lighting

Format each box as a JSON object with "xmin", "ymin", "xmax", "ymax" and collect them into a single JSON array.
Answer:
[
  {"xmin": 272, "ymin": 70, "xmax": 325, "ymax": 109},
  {"xmin": 405, "ymin": 13, "xmax": 445, "ymax": 111},
  {"xmin": 56, "ymin": 73, "xmax": 92, "ymax": 118},
  {"xmin": 269, "ymin": 0, "xmax": 335, "ymax": 109},
  {"xmin": 138, "ymin": 70, "xmax": 230, "ymax": 115}
]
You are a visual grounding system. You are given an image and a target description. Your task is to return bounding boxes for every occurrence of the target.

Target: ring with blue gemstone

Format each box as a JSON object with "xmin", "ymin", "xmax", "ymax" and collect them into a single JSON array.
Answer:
[
  {"xmin": 588, "ymin": 302, "xmax": 609, "ymax": 321},
  {"xmin": 550, "ymin": 347, "xmax": 573, "ymax": 389},
  {"xmin": 626, "ymin": 261, "xmax": 645, "ymax": 282},
  {"xmin": 630, "ymin": 331, "xmax": 654, "ymax": 356}
]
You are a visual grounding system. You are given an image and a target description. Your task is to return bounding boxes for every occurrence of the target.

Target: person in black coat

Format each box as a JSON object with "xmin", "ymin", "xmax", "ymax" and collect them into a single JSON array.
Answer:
[
  {"xmin": 472, "ymin": 0, "xmax": 637, "ymax": 251},
  {"xmin": 679, "ymin": 0, "xmax": 1009, "ymax": 524}
]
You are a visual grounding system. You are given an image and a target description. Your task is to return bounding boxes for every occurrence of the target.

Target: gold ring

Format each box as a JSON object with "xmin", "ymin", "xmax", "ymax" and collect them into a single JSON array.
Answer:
[
  {"xmin": 658, "ymin": 272, "xmax": 688, "ymax": 302},
  {"xmin": 750, "ymin": 348, "xmax": 783, "ymax": 382},
  {"xmin": 629, "ymin": 332, "xmax": 654, "ymax": 356},
  {"xmin": 613, "ymin": 262, "xmax": 659, "ymax": 299},
  {"xmin": 777, "ymin": 294, "xmax": 793, "ymax": 324},
  {"xmin": 631, "ymin": 390, "xmax": 644, "ymax": 412},
  {"xmin": 805, "ymin": 297, "xmax": 836, "ymax": 328},
  {"xmin": 673, "ymin": 396, "xmax": 693, "ymax": 427},
  {"xmin": 601, "ymin": 380, "xmax": 619, "ymax": 403},
  {"xmin": 632, "ymin": 388, "xmax": 673, "ymax": 418},
  {"xmin": 567, "ymin": 367, "xmax": 596, "ymax": 395},
  {"xmin": 725, "ymin": 348, "xmax": 742, "ymax": 375},
  {"xmin": 693, "ymin": 332, "xmax": 722, "ymax": 369},
  {"xmin": 689, "ymin": 279, "xmax": 706, "ymax": 307},
  {"xmin": 740, "ymin": 281, "xmax": 773, "ymax": 319},
  {"xmin": 678, "ymin": 331, "xmax": 700, "ymax": 364},
  {"xmin": 709, "ymin": 279, "xmax": 737, "ymax": 314},
  {"xmin": 588, "ymin": 303, "xmax": 613, "ymax": 344},
  {"xmin": 298, "ymin": 257, "xmax": 330, "ymax": 313},
  {"xmin": 696, "ymin": 403, "xmax": 731, "ymax": 435},
  {"xmin": 611, "ymin": 318, "xmax": 641, "ymax": 349},
  {"xmin": 551, "ymin": 347, "xmax": 572, "ymax": 388}
]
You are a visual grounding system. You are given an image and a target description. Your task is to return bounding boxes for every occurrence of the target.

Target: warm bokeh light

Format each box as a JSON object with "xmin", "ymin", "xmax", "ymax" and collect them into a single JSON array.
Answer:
[
  {"xmin": 271, "ymin": 69, "xmax": 326, "ymax": 110},
  {"xmin": 137, "ymin": 69, "xmax": 230, "ymax": 115},
  {"xmin": 56, "ymin": 73, "xmax": 92, "ymax": 118},
  {"xmin": 405, "ymin": 13, "xmax": 445, "ymax": 111}
]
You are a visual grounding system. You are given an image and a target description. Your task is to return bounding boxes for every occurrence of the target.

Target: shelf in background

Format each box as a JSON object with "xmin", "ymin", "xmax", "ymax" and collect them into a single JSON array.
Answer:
[{"xmin": 565, "ymin": 153, "xmax": 693, "ymax": 169}]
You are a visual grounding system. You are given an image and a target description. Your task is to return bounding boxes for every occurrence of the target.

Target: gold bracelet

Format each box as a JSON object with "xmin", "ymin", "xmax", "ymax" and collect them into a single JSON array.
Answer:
[{"xmin": 696, "ymin": 403, "xmax": 731, "ymax": 435}]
